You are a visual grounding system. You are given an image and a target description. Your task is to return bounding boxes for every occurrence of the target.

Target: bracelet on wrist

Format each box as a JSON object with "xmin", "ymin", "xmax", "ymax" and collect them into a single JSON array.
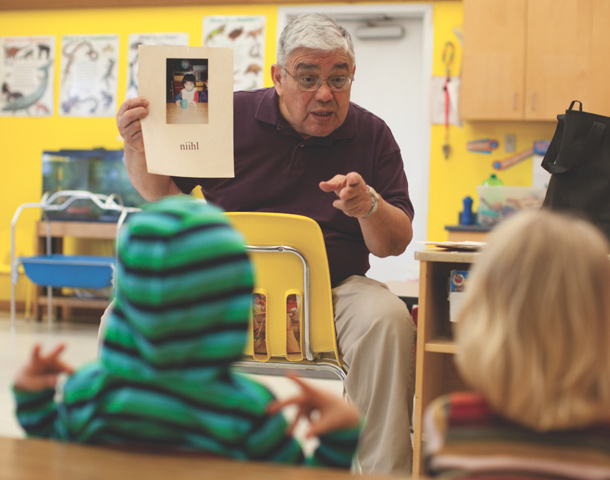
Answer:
[{"xmin": 362, "ymin": 185, "xmax": 379, "ymax": 219}]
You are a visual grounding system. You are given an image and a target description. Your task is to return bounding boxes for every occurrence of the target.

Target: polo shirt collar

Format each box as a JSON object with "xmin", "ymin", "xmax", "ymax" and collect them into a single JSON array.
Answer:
[{"xmin": 254, "ymin": 87, "xmax": 356, "ymax": 144}]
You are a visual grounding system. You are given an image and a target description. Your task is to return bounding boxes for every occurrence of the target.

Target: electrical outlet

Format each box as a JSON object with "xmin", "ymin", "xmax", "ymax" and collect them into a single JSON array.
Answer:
[{"xmin": 505, "ymin": 134, "xmax": 516, "ymax": 153}]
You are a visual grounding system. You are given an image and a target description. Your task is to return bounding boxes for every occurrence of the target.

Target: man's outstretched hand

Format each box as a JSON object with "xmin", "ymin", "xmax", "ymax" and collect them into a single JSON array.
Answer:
[{"xmin": 319, "ymin": 172, "xmax": 372, "ymax": 218}]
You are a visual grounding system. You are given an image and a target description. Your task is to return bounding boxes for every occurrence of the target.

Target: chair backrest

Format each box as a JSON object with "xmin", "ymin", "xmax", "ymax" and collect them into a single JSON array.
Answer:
[{"xmin": 226, "ymin": 212, "xmax": 340, "ymax": 366}]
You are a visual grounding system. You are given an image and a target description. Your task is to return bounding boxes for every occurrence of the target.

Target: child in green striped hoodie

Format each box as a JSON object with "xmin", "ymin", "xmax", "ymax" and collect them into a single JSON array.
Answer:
[{"xmin": 13, "ymin": 196, "xmax": 361, "ymax": 468}]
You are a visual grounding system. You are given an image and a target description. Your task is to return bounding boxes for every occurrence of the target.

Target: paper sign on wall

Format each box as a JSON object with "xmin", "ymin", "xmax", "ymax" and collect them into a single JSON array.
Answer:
[
  {"xmin": 138, "ymin": 45, "xmax": 234, "ymax": 178},
  {"xmin": 0, "ymin": 35, "xmax": 55, "ymax": 117},
  {"xmin": 125, "ymin": 33, "xmax": 189, "ymax": 100},
  {"xmin": 59, "ymin": 34, "xmax": 119, "ymax": 117},
  {"xmin": 202, "ymin": 15, "xmax": 266, "ymax": 91}
]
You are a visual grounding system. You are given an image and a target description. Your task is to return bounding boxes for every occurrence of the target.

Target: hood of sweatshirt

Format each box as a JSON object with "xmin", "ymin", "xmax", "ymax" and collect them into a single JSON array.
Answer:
[{"xmin": 100, "ymin": 196, "xmax": 254, "ymax": 383}]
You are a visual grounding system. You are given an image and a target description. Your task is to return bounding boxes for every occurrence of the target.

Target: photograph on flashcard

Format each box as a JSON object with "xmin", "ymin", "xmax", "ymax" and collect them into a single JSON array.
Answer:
[{"xmin": 166, "ymin": 57, "xmax": 209, "ymax": 125}]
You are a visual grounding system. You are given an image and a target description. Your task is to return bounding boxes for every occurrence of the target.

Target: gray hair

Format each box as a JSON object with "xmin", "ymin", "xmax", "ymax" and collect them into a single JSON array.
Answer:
[{"xmin": 277, "ymin": 13, "xmax": 355, "ymax": 68}]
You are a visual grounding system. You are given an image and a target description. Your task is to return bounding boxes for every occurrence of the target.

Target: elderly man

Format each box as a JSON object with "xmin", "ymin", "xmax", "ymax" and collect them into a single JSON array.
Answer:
[{"xmin": 116, "ymin": 13, "xmax": 416, "ymax": 475}]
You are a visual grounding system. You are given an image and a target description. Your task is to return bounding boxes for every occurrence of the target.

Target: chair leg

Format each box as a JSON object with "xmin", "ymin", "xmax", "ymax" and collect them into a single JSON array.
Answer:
[
  {"xmin": 47, "ymin": 287, "xmax": 53, "ymax": 326},
  {"xmin": 24, "ymin": 280, "xmax": 33, "ymax": 321}
]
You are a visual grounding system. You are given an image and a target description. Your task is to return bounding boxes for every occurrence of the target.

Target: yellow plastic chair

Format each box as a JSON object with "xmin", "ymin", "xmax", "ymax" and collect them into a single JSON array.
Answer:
[{"xmin": 227, "ymin": 212, "xmax": 346, "ymax": 382}]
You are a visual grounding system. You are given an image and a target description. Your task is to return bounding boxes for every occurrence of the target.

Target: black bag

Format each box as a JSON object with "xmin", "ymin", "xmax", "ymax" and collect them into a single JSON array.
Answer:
[{"xmin": 541, "ymin": 100, "xmax": 610, "ymax": 241}]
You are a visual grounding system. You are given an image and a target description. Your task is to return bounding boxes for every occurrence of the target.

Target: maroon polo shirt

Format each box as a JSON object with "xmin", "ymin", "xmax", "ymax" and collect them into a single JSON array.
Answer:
[{"xmin": 173, "ymin": 88, "xmax": 414, "ymax": 287}]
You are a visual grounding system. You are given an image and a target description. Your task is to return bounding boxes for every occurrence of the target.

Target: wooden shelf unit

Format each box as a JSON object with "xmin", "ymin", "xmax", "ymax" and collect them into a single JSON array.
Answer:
[
  {"xmin": 412, "ymin": 248, "xmax": 479, "ymax": 476},
  {"xmin": 33, "ymin": 220, "xmax": 118, "ymax": 321}
]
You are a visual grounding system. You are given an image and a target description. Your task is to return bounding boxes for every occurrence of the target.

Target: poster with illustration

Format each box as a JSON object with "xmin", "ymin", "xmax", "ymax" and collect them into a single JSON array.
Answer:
[
  {"xmin": 125, "ymin": 33, "xmax": 188, "ymax": 100},
  {"xmin": 202, "ymin": 15, "xmax": 265, "ymax": 91},
  {"xmin": 0, "ymin": 35, "xmax": 55, "ymax": 117},
  {"xmin": 59, "ymin": 34, "xmax": 119, "ymax": 117}
]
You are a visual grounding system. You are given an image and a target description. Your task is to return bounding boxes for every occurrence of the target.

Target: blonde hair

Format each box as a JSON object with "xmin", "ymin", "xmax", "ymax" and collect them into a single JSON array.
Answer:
[{"xmin": 456, "ymin": 209, "xmax": 610, "ymax": 431}]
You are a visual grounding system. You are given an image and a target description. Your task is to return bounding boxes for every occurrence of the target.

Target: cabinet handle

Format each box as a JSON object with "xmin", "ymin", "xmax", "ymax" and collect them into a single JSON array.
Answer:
[
  {"xmin": 531, "ymin": 92, "xmax": 536, "ymax": 111},
  {"xmin": 513, "ymin": 92, "xmax": 517, "ymax": 110}
]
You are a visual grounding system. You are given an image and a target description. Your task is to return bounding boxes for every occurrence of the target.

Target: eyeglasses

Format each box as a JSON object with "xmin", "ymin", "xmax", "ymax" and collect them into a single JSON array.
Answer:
[{"xmin": 280, "ymin": 66, "xmax": 353, "ymax": 92}]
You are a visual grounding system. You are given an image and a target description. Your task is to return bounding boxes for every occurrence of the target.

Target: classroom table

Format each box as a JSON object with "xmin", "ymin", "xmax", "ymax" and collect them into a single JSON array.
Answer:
[
  {"xmin": 166, "ymin": 102, "xmax": 209, "ymax": 124},
  {"xmin": 0, "ymin": 436, "xmax": 419, "ymax": 480}
]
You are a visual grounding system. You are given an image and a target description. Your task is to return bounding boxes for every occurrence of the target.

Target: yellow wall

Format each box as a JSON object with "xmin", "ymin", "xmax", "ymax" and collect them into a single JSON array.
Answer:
[
  {"xmin": 429, "ymin": 2, "xmax": 555, "ymax": 241},
  {"xmin": 0, "ymin": 1, "xmax": 557, "ymax": 303},
  {"xmin": 0, "ymin": 4, "xmax": 278, "ymax": 302}
]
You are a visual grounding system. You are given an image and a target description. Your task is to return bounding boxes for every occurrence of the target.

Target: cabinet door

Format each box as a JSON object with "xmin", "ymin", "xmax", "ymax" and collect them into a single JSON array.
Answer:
[
  {"xmin": 461, "ymin": 0, "xmax": 527, "ymax": 120},
  {"xmin": 589, "ymin": 0, "xmax": 610, "ymax": 116},
  {"xmin": 525, "ymin": 0, "xmax": 594, "ymax": 120}
]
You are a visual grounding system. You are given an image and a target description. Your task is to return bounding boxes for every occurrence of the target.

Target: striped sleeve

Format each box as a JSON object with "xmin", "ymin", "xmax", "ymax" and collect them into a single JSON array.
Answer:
[
  {"xmin": 308, "ymin": 423, "xmax": 361, "ymax": 469},
  {"xmin": 243, "ymin": 403, "xmax": 305, "ymax": 464},
  {"xmin": 13, "ymin": 387, "xmax": 60, "ymax": 439},
  {"xmin": 244, "ymin": 411, "xmax": 360, "ymax": 469}
]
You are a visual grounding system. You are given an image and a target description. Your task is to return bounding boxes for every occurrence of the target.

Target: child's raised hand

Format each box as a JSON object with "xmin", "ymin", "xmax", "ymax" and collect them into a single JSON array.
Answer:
[
  {"xmin": 14, "ymin": 344, "xmax": 74, "ymax": 393},
  {"xmin": 266, "ymin": 373, "xmax": 360, "ymax": 438}
]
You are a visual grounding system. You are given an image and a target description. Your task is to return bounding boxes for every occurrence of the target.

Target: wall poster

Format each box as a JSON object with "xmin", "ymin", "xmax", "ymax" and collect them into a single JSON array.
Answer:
[
  {"xmin": 202, "ymin": 15, "xmax": 265, "ymax": 91},
  {"xmin": 59, "ymin": 34, "xmax": 119, "ymax": 117},
  {"xmin": 0, "ymin": 35, "xmax": 55, "ymax": 117},
  {"xmin": 125, "ymin": 33, "xmax": 189, "ymax": 100}
]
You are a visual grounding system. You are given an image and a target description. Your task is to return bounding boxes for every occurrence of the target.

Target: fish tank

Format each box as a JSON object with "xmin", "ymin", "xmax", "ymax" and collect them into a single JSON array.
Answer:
[{"xmin": 42, "ymin": 148, "xmax": 146, "ymax": 221}]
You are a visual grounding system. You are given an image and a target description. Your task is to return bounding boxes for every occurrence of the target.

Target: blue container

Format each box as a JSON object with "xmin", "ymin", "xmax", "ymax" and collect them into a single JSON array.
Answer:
[{"xmin": 20, "ymin": 255, "xmax": 115, "ymax": 289}]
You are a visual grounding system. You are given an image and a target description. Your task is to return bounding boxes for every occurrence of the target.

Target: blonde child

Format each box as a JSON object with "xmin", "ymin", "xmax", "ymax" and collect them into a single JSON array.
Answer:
[{"xmin": 424, "ymin": 210, "xmax": 610, "ymax": 478}]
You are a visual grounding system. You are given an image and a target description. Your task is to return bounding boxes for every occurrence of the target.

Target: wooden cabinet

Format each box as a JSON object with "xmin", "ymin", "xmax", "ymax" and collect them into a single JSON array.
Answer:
[
  {"xmin": 461, "ymin": 0, "xmax": 610, "ymax": 120},
  {"xmin": 525, "ymin": 0, "xmax": 593, "ymax": 120},
  {"xmin": 411, "ymin": 249, "xmax": 476, "ymax": 476},
  {"xmin": 461, "ymin": 0, "xmax": 527, "ymax": 120}
]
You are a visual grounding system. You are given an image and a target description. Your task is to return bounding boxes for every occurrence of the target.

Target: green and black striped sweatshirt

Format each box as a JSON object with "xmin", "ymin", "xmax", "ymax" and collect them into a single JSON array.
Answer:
[{"xmin": 14, "ymin": 196, "xmax": 360, "ymax": 468}]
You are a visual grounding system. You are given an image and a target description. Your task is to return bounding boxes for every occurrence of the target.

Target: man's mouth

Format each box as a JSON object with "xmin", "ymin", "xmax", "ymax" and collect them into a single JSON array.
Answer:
[{"xmin": 312, "ymin": 111, "xmax": 332, "ymax": 118}]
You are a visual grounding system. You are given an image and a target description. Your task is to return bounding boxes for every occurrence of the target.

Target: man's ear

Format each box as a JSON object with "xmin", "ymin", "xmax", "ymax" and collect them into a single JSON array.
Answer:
[{"xmin": 271, "ymin": 64, "xmax": 283, "ymax": 94}]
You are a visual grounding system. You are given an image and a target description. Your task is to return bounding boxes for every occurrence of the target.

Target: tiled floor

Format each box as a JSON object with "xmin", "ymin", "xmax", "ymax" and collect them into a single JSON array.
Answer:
[{"xmin": 0, "ymin": 311, "xmax": 342, "ymax": 444}]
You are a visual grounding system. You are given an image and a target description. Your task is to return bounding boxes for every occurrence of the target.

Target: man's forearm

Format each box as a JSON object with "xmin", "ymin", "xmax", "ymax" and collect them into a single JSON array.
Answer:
[
  {"xmin": 359, "ymin": 199, "xmax": 413, "ymax": 257},
  {"xmin": 124, "ymin": 146, "xmax": 181, "ymax": 201}
]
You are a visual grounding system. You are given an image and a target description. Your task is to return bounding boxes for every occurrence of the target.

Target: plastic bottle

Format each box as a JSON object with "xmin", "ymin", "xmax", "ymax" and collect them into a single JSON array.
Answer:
[
  {"xmin": 482, "ymin": 173, "xmax": 503, "ymax": 186},
  {"xmin": 478, "ymin": 174, "xmax": 504, "ymax": 227},
  {"xmin": 459, "ymin": 196, "xmax": 475, "ymax": 225}
]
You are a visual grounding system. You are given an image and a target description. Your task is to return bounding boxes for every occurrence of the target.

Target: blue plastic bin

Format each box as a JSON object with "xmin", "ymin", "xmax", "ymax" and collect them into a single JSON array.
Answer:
[{"xmin": 20, "ymin": 254, "xmax": 115, "ymax": 289}]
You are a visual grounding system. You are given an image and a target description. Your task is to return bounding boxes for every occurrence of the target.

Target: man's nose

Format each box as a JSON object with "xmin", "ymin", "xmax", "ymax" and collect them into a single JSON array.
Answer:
[{"xmin": 314, "ymin": 80, "xmax": 334, "ymax": 102}]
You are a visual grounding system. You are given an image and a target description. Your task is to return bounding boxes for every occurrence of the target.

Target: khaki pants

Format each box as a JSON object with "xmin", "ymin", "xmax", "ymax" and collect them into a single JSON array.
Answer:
[{"xmin": 333, "ymin": 275, "xmax": 416, "ymax": 476}]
